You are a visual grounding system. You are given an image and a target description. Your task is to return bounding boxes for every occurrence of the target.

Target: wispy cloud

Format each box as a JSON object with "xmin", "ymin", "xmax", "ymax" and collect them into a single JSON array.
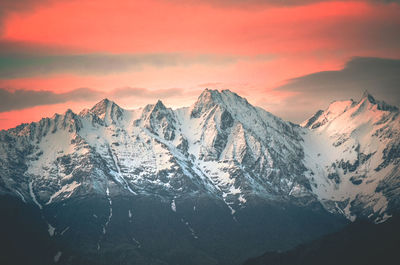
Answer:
[
  {"xmin": 0, "ymin": 53, "xmax": 237, "ymax": 78},
  {"xmin": 0, "ymin": 87, "xmax": 185, "ymax": 112},
  {"xmin": 0, "ymin": 87, "xmax": 97, "ymax": 112}
]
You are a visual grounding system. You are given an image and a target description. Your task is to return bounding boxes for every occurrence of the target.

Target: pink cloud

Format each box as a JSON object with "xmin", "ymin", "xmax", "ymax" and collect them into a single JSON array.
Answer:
[{"xmin": 0, "ymin": 0, "xmax": 399, "ymax": 129}]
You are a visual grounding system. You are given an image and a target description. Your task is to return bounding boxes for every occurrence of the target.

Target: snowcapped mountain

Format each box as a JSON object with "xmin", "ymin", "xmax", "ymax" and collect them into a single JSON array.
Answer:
[
  {"xmin": 301, "ymin": 91, "xmax": 399, "ymax": 223},
  {"xmin": 0, "ymin": 89, "xmax": 399, "ymax": 220},
  {"xmin": 0, "ymin": 89, "xmax": 316, "ymax": 212},
  {"xmin": 0, "ymin": 89, "xmax": 399, "ymax": 265}
]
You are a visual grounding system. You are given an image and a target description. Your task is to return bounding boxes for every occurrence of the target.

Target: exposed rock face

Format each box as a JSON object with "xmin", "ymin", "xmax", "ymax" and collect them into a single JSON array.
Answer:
[
  {"xmin": 1, "ymin": 89, "xmax": 399, "ymax": 220},
  {"xmin": 0, "ymin": 89, "xmax": 398, "ymax": 265}
]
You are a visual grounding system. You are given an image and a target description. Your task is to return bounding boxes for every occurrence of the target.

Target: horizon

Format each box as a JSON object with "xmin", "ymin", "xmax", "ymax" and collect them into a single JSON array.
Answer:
[{"xmin": 2, "ymin": 87, "xmax": 396, "ymax": 130}]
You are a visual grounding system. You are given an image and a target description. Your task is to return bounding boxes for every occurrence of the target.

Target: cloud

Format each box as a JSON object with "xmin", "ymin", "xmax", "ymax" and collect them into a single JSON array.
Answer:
[
  {"xmin": 268, "ymin": 57, "xmax": 400, "ymax": 123},
  {"xmin": 0, "ymin": 0, "xmax": 58, "ymax": 33},
  {"xmin": 0, "ymin": 87, "xmax": 185, "ymax": 112},
  {"xmin": 0, "ymin": 40, "xmax": 79, "ymax": 55},
  {"xmin": 0, "ymin": 0, "xmax": 53, "ymax": 12},
  {"xmin": 0, "ymin": 87, "xmax": 98, "ymax": 112},
  {"xmin": 0, "ymin": 52, "xmax": 237, "ymax": 78},
  {"xmin": 3, "ymin": 0, "xmax": 399, "ymax": 58},
  {"xmin": 112, "ymin": 87, "xmax": 184, "ymax": 99},
  {"xmin": 170, "ymin": 0, "xmax": 400, "ymax": 7}
]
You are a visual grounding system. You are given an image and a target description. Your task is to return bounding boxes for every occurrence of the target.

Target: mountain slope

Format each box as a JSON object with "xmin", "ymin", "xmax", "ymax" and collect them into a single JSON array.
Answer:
[
  {"xmin": 0, "ymin": 89, "xmax": 399, "ymax": 264},
  {"xmin": 243, "ymin": 215, "xmax": 400, "ymax": 265},
  {"xmin": 0, "ymin": 89, "xmax": 318, "ymax": 213},
  {"xmin": 301, "ymin": 92, "xmax": 400, "ymax": 222}
]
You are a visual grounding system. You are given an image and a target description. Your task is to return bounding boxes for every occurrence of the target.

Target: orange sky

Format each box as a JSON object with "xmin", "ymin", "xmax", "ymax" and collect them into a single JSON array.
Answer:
[{"xmin": 1, "ymin": 0, "xmax": 400, "ymax": 129}]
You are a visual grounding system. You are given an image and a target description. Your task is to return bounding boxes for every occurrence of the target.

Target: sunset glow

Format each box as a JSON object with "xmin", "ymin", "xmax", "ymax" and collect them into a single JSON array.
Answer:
[{"xmin": 1, "ymin": 0, "xmax": 399, "ymax": 129}]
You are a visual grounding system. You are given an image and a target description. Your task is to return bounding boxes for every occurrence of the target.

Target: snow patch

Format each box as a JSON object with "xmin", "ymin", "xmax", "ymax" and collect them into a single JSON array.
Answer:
[
  {"xmin": 342, "ymin": 202, "xmax": 356, "ymax": 222},
  {"xmin": 53, "ymin": 251, "xmax": 62, "ymax": 263},
  {"xmin": 46, "ymin": 181, "xmax": 81, "ymax": 205},
  {"xmin": 29, "ymin": 181, "xmax": 43, "ymax": 210},
  {"xmin": 171, "ymin": 199, "xmax": 176, "ymax": 212},
  {"xmin": 181, "ymin": 218, "xmax": 198, "ymax": 239},
  {"xmin": 238, "ymin": 194, "xmax": 246, "ymax": 204},
  {"xmin": 14, "ymin": 190, "xmax": 26, "ymax": 203},
  {"xmin": 132, "ymin": 237, "xmax": 141, "ymax": 248},
  {"xmin": 48, "ymin": 223, "xmax": 56, "ymax": 237},
  {"xmin": 375, "ymin": 213, "xmax": 392, "ymax": 224},
  {"xmin": 60, "ymin": 226, "xmax": 69, "ymax": 235}
]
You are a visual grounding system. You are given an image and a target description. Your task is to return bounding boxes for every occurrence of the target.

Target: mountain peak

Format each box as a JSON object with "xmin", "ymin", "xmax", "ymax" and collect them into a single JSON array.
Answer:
[
  {"xmin": 357, "ymin": 91, "xmax": 398, "ymax": 112},
  {"xmin": 303, "ymin": 91, "xmax": 398, "ymax": 129},
  {"xmin": 199, "ymin": 88, "xmax": 223, "ymax": 102},
  {"xmin": 360, "ymin": 90, "xmax": 376, "ymax": 104},
  {"xmin": 154, "ymin": 99, "xmax": 167, "ymax": 111},
  {"xmin": 89, "ymin": 98, "xmax": 123, "ymax": 124},
  {"xmin": 90, "ymin": 98, "xmax": 121, "ymax": 114},
  {"xmin": 190, "ymin": 89, "xmax": 248, "ymax": 118},
  {"xmin": 64, "ymin": 108, "xmax": 75, "ymax": 116},
  {"xmin": 142, "ymin": 100, "xmax": 168, "ymax": 116},
  {"xmin": 99, "ymin": 98, "xmax": 111, "ymax": 104},
  {"xmin": 190, "ymin": 89, "xmax": 223, "ymax": 118}
]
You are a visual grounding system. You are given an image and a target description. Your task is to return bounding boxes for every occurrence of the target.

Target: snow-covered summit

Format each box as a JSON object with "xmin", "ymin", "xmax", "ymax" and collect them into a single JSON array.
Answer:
[
  {"xmin": 190, "ymin": 89, "xmax": 250, "ymax": 118},
  {"xmin": 358, "ymin": 91, "xmax": 398, "ymax": 112},
  {"xmin": 139, "ymin": 99, "xmax": 176, "ymax": 140},
  {"xmin": 303, "ymin": 91, "xmax": 398, "ymax": 130},
  {"xmin": 85, "ymin": 98, "xmax": 124, "ymax": 125},
  {"xmin": 301, "ymin": 91, "xmax": 399, "ymax": 222}
]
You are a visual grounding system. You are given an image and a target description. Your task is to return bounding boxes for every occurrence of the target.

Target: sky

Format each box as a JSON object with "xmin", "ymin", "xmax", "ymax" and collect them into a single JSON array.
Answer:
[{"xmin": 0, "ymin": 0, "xmax": 399, "ymax": 129}]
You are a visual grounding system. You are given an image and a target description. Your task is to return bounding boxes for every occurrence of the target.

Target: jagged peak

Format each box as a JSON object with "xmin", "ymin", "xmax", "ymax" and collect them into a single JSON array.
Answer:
[
  {"xmin": 303, "ymin": 91, "xmax": 398, "ymax": 129},
  {"xmin": 91, "ymin": 98, "xmax": 112, "ymax": 112},
  {"xmin": 220, "ymin": 89, "xmax": 242, "ymax": 98},
  {"xmin": 64, "ymin": 108, "xmax": 76, "ymax": 116},
  {"xmin": 51, "ymin": 113, "xmax": 61, "ymax": 119},
  {"xmin": 357, "ymin": 91, "xmax": 398, "ymax": 112},
  {"xmin": 153, "ymin": 99, "xmax": 167, "ymax": 111},
  {"xmin": 301, "ymin": 110, "xmax": 324, "ymax": 128},
  {"xmin": 98, "ymin": 98, "xmax": 111, "ymax": 105},
  {"xmin": 191, "ymin": 88, "xmax": 250, "ymax": 118},
  {"xmin": 302, "ymin": 99, "xmax": 354, "ymax": 129},
  {"xmin": 143, "ymin": 100, "xmax": 168, "ymax": 115},
  {"xmin": 197, "ymin": 88, "xmax": 223, "ymax": 102},
  {"xmin": 359, "ymin": 90, "xmax": 376, "ymax": 104},
  {"xmin": 190, "ymin": 89, "xmax": 223, "ymax": 118},
  {"xmin": 90, "ymin": 98, "xmax": 123, "ymax": 118},
  {"xmin": 200, "ymin": 88, "xmax": 249, "ymax": 104},
  {"xmin": 90, "ymin": 98, "xmax": 121, "ymax": 113},
  {"xmin": 88, "ymin": 98, "xmax": 124, "ymax": 125}
]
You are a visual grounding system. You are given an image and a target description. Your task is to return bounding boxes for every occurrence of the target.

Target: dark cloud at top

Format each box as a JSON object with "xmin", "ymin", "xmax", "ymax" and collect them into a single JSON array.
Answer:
[
  {"xmin": 170, "ymin": 0, "xmax": 400, "ymax": 8},
  {"xmin": 0, "ymin": 0, "xmax": 59, "ymax": 33},
  {"xmin": 2, "ymin": 0, "xmax": 391, "ymax": 36},
  {"xmin": 0, "ymin": 87, "xmax": 184, "ymax": 112},
  {"xmin": 176, "ymin": 0, "xmax": 323, "ymax": 7},
  {"xmin": 269, "ymin": 57, "xmax": 400, "ymax": 123},
  {"xmin": 0, "ymin": 53, "xmax": 236, "ymax": 78},
  {"xmin": 0, "ymin": 0, "xmax": 398, "ymax": 32},
  {"xmin": 0, "ymin": 0, "xmax": 53, "ymax": 11},
  {"xmin": 0, "ymin": 0, "xmax": 398, "ymax": 27}
]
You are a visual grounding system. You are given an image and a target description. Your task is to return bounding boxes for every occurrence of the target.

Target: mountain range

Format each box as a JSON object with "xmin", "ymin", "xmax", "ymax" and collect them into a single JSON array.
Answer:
[{"xmin": 0, "ymin": 89, "xmax": 399, "ymax": 265}]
